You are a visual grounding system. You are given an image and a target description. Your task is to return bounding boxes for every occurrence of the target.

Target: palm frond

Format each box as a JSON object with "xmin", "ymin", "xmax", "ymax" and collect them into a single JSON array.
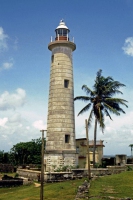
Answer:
[
  {"xmin": 82, "ymin": 85, "xmax": 95, "ymax": 96},
  {"xmin": 105, "ymin": 98, "xmax": 128, "ymax": 107},
  {"xmin": 96, "ymin": 107, "xmax": 105, "ymax": 132},
  {"xmin": 98, "ymin": 108, "xmax": 105, "ymax": 132},
  {"xmin": 117, "ymin": 107, "xmax": 126, "ymax": 114},
  {"xmin": 104, "ymin": 109, "xmax": 113, "ymax": 120},
  {"xmin": 87, "ymin": 109, "xmax": 93, "ymax": 129},
  {"xmin": 103, "ymin": 102, "xmax": 120, "ymax": 115},
  {"xmin": 77, "ymin": 103, "xmax": 92, "ymax": 116},
  {"xmin": 74, "ymin": 96, "xmax": 91, "ymax": 102},
  {"xmin": 111, "ymin": 81, "xmax": 126, "ymax": 88}
]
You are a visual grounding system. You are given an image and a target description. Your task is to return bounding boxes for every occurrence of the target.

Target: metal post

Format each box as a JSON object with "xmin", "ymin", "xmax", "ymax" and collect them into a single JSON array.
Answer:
[
  {"xmin": 85, "ymin": 119, "xmax": 91, "ymax": 180},
  {"xmin": 40, "ymin": 130, "xmax": 45, "ymax": 200}
]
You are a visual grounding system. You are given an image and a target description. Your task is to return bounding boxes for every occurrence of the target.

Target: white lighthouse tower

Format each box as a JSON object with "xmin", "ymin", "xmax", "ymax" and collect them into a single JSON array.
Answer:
[{"xmin": 45, "ymin": 20, "xmax": 78, "ymax": 171}]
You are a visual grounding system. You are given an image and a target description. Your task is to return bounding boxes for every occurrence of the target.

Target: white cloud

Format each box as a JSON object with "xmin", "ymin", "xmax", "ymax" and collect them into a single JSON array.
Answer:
[
  {"xmin": 0, "ymin": 27, "xmax": 8, "ymax": 51},
  {"xmin": 3, "ymin": 62, "xmax": 13, "ymax": 69},
  {"xmin": 0, "ymin": 117, "xmax": 8, "ymax": 127},
  {"xmin": 122, "ymin": 37, "xmax": 133, "ymax": 57},
  {"xmin": 8, "ymin": 113, "xmax": 22, "ymax": 123},
  {"xmin": 26, "ymin": 126, "xmax": 30, "ymax": 130},
  {"xmin": 0, "ymin": 61, "xmax": 13, "ymax": 71},
  {"xmin": 0, "ymin": 88, "xmax": 26, "ymax": 111},
  {"xmin": 33, "ymin": 120, "xmax": 46, "ymax": 130}
]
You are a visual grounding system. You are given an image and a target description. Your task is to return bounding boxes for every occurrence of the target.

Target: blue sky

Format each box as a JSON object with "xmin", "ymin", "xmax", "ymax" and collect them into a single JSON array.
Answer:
[{"xmin": 0, "ymin": 0, "xmax": 133, "ymax": 155}]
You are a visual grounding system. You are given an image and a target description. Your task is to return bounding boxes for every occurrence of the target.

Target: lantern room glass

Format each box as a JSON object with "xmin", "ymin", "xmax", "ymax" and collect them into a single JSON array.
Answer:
[{"xmin": 56, "ymin": 29, "xmax": 68, "ymax": 37}]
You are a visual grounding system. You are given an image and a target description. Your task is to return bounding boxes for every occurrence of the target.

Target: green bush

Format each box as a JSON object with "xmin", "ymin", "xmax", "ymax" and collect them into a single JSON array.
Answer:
[
  {"xmin": 127, "ymin": 166, "xmax": 133, "ymax": 171},
  {"xmin": 14, "ymin": 173, "xmax": 19, "ymax": 178}
]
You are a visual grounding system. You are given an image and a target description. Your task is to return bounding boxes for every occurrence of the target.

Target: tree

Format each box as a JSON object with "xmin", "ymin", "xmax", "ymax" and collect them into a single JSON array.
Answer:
[
  {"xmin": 129, "ymin": 144, "xmax": 133, "ymax": 157},
  {"xmin": 0, "ymin": 150, "xmax": 10, "ymax": 164},
  {"xmin": 9, "ymin": 138, "xmax": 46, "ymax": 166},
  {"xmin": 0, "ymin": 151, "xmax": 4, "ymax": 163},
  {"xmin": 74, "ymin": 69, "xmax": 128, "ymax": 167}
]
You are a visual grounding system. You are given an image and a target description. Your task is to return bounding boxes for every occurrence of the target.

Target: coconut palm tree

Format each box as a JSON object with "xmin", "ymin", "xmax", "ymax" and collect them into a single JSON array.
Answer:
[
  {"xmin": 129, "ymin": 144, "xmax": 133, "ymax": 157},
  {"xmin": 74, "ymin": 69, "xmax": 128, "ymax": 167}
]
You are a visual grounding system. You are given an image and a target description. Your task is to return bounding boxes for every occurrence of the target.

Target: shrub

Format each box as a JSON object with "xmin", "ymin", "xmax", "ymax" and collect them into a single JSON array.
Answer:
[{"xmin": 127, "ymin": 166, "xmax": 133, "ymax": 171}]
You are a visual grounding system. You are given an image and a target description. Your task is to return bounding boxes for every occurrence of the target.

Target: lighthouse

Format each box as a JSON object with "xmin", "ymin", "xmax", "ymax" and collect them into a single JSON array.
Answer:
[{"xmin": 45, "ymin": 20, "xmax": 78, "ymax": 171}]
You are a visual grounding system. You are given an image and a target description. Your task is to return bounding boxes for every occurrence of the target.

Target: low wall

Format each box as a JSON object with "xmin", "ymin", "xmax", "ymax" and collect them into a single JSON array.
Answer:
[
  {"xmin": 17, "ymin": 169, "xmax": 41, "ymax": 181},
  {"xmin": 0, "ymin": 175, "xmax": 23, "ymax": 187},
  {"xmin": 17, "ymin": 169, "xmax": 73, "ymax": 182},
  {"xmin": 17, "ymin": 165, "xmax": 129, "ymax": 182},
  {"xmin": 0, "ymin": 179, "xmax": 23, "ymax": 187},
  {"xmin": 72, "ymin": 165, "xmax": 127, "ymax": 177},
  {"xmin": 0, "ymin": 164, "xmax": 14, "ymax": 173}
]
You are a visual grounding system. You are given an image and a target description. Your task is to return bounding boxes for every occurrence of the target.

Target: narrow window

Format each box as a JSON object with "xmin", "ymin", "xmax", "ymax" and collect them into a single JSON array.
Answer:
[
  {"xmin": 76, "ymin": 146, "xmax": 79, "ymax": 153},
  {"xmin": 65, "ymin": 134, "xmax": 70, "ymax": 143},
  {"xmin": 51, "ymin": 55, "xmax": 54, "ymax": 63},
  {"xmin": 64, "ymin": 79, "xmax": 69, "ymax": 88}
]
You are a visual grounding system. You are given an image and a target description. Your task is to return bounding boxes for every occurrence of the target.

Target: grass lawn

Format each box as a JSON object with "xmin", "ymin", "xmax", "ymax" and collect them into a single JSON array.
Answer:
[
  {"xmin": 0, "ymin": 177, "xmax": 86, "ymax": 200},
  {"xmin": 89, "ymin": 171, "xmax": 133, "ymax": 199},
  {"xmin": 1, "ymin": 171, "xmax": 133, "ymax": 200}
]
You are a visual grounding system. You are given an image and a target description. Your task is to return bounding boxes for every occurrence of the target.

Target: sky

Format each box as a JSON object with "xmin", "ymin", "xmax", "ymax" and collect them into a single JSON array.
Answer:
[{"xmin": 0, "ymin": 0, "xmax": 133, "ymax": 155}]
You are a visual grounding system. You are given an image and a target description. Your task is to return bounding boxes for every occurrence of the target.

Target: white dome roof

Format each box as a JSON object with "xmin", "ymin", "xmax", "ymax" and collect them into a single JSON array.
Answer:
[{"xmin": 55, "ymin": 20, "xmax": 69, "ymax": 31}]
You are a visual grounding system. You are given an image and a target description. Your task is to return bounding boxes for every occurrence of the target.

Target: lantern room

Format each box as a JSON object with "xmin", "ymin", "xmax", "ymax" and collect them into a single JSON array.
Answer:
[{"xmin": 55, "ymin": 20, "xmax": 70, "ymax": 41}]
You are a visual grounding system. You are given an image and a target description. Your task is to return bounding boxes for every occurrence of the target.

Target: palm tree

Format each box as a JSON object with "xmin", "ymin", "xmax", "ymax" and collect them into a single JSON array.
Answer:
[
  {"xmin": 129, "ymin": 144, "xmax": 133, "ymax": 157},
  {"xmin": 74, "ymin": 69, "xmax": 128, "ymax": 167}
]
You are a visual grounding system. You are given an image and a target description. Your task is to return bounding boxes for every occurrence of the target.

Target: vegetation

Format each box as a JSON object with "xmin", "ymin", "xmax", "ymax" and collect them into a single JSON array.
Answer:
[
  {"xmin": 0, "ymin": 138, "xmax": 46, "ymax": 167},
  {"xmin": 0, "ymin": 177, "xmax": 86, "ymax": 200},
  {"xmin": 89, "ymin": 171, "xmax": 133, "ymax": 199},
  {"xmin": 0, "ymin": 150, "xmax": 10, "ymax": 164},
  {"xmin": 1, "ymin": 171, "xmax": 133, "ymax": 199},
  {"xmin": 129, "ymin": 144, "xmax": 133, "ymax": 157},
  {"xmin": 74, "ymin": 69, "xmax": 128, "ymax": 167}
]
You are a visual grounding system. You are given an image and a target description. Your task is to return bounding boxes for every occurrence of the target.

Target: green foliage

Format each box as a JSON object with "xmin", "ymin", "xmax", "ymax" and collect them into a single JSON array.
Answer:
[
  {"xmin": 54, "ymin": 167, "xmax": 61, "ymax": 172},
  {"xmin": 0, "ymin": 150, "xmax": 10, "ymax": 164},
  {"xmin": 127, "ymin": 166, "xmax": 133, "ymax": 171},
  {"xmin": 101, "ymin": 160, "xmax": 107, "ymax": 168},
  {"xmin": 52, "ymin": 165, "xmax": 56, "ymax": 170},
  {"xmin": 94, "ymin": 163, "xmax": 102, "ymax": 168},
  {"xmin": 9, "ymin": 138, "xmax": 46, "ymax": 165},
  {"xmin": 14, "ymin": 173, "xmax": 19, "ymax": 178},
  {"xmin": 0, "ymin": 150, "xmax": 4, "ymax": 163},
  {"xmin": 61, "ymin": 165, "xmax": 68, "ymax": 171}
]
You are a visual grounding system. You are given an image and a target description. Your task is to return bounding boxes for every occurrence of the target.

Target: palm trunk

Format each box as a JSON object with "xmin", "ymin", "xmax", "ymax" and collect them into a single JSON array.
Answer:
[{"xmin": 93, "ymin": 118, "xmax": 97, "ymax": 168}]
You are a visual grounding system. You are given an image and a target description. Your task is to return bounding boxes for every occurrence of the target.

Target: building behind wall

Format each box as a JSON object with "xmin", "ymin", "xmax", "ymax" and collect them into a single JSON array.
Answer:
[{"xmin": 76, "ymin": 138, "xmax": 104, "ymax": 168}]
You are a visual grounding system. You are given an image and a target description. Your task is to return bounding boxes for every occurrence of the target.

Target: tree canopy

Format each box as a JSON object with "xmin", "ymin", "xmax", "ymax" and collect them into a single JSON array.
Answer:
[{"xmin": 8, "ymin": 138, "xmax": 46, "ymax": 166}]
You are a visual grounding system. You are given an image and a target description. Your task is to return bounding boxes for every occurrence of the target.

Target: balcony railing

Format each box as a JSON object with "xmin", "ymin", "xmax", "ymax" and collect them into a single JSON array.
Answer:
[{"xmin": 50, "ymin": 35, "xmax": 75, "ymax": 43}]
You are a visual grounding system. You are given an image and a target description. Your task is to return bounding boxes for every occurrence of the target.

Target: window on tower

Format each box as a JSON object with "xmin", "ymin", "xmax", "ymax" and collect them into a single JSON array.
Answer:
[
  {"xmin": 65, "ymin": 134, "xmax": 70, "ymax": 143},
  {"xmin": 64, "ymin": 79, "xmax": 69, "ymax": 88},
  {"xmin": 63, "ymin": 29, "xmax": 67, "ymax": 36},
  {"xmin": 58, "ymin": 29, "xmax": 62, "ymax": 36},
  {"xmin": 51, "ymin": 55, "xmax": 54, "ymax": 63}
]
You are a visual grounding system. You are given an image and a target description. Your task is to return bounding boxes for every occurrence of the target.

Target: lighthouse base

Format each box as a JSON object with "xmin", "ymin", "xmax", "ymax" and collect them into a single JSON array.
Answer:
[{"xmin": 44, "ymin": 151, "xmax": 78, "ymax": 172}]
